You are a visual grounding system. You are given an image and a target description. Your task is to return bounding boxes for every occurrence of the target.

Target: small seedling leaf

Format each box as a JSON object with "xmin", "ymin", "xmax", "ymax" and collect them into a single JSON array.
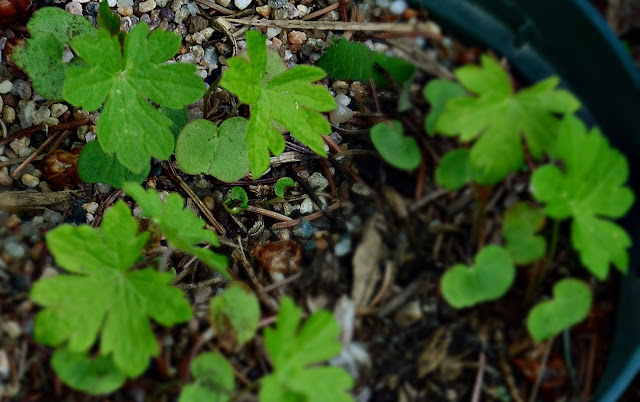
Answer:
[
  {"xmin": 220, "ymin": 30, "xmax": 335, "ymax": 177},
  {"xmin": 370, "ymin": 120, "xmax": 421, "ymax": 171},
  {"xmin": 441, "ymin": 245, "xmax": 515, "ymax": 308},
  {"xmin": 260, "ymin": 296, "xmax": 354, "ymax": 402},
  {"xmin": 209, "ymin": 282, "xmax": 260, "ymax": 351},
  {"xmin": 531, "ymin": 116, "xmax": 634, "ymax": 279},
  {"xmin": 275, "ymin": 177, "xmax": 295, "ymax": 198},
  {"xmin": 435, "ymin": 149, "xmax": 472, "ymax": 190},
  {"xmin": 317, "ymin": 38, "xmax": 416, "ymax": 87},
  {"xmin": 97, "ymin": 0, "xmax": 120, "ymax": 36},
  {"xmin": 526, "ymin": 278, "xmax": 592, "ymax": 342},
  {"xmin": 175, "ymin": 117, "xmax": 251, "ymax": 182},
  {"xmin": 12, "ymin": 7, "xmax": 94, "ymax": 100},
  {"xmin": 78, "ymin": 141, "xmax": 150, "ymax": 188},
  {"xmin": 32, "ymin": 201, "xmax": 193, "ymax": 377},
  {"xmin": 51, "ymin": 349, "xmax": 126, "ymax": 395},
  {"xmin": 161, "ymin": 105, "xmax": 189, "ymax": 141},
  {"xmin": 501, "ymin": 202, "xmax": 547, "ymax": 265},
  {"xmin": 179, "ymin": 352, "xmax": 235, "ymax": 402},
  {"xmin": 224, "ymin": 186, "xmax": 249, "ymax": 214},
  {"xmin": 64, "ymin": 23, "xmax": 205, "ymax": 173},
  {"xmin": 423, "ymin": 79, "xmax": 468, "ymax": 136},
  {"xmin": 123, "ymin": 183, "xmax": 229, "ymax": 277},
  {"xmin": 434, "ymin": 55, "xmax": 581, "ymax": 184}
]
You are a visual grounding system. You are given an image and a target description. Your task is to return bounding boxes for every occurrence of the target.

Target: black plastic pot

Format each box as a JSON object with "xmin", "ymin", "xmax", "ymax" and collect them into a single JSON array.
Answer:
[{"xmin": 407, "ymin": 1, "xmax": 640, "ymax": 400}]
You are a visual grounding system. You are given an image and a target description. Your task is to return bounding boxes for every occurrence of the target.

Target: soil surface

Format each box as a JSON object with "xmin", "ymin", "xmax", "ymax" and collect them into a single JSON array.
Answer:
[{"xmin": 1, "ymin": 0, "xmax": 639, "ymax": 401}]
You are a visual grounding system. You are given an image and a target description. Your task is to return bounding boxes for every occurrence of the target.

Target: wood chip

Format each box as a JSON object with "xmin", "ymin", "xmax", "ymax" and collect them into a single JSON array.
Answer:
[
  {"xmin": 0, "ymin": 190, "xmax": 85, "ymax": 212},
  {"xmin": 351, "ymin": 214, "xmax": 382, "ymax": 307}
]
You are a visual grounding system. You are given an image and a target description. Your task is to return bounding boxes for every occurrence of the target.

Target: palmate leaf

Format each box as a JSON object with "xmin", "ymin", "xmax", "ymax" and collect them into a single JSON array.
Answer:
[
  {"xmin": 434, "ymin": 55, "xmax": 581, "ymax": 184},
  {"xmin": 122, "ymin": 183, "xmax": 229, "ymax": 277},
  {"xmin": 260, "ymin": 297, "xmax": 354, "ymax": 402},
  {"xmin": 32, "ymin": 202, "xmax": 193, "ymax": 377},
  {"xmin": 531, "ymin": 116, "xmax": 634, "ymax": 279},
  {"xmin": 220, "ymin": 30, "xmax": 336, "ymax": 177},
  {"xmin": 63, "ymin": 23, "xmax": 205, "ymax": 173}
]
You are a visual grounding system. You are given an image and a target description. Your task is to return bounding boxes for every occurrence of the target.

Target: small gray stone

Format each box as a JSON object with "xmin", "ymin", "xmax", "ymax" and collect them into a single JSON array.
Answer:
[
  {"xmin": 11, "ymin": 80, "xmax": 32, "ymax": 100},
  {"xmin": 334, "ymin": 234, "xmax": 352, "ymax": 257},
  {"xmin": 329, "ymin": 104, "xmax": 354, "ymax": 124},
  {"xmin": 5, "ymin": 242, "xmax": 25, "ymax": 258},
  {"xmin": 293, "ymin": 219, "xmax": 315, "ymax": 238},
  {"xmin": 42, "ymin": 208, "xmax": 62, "ymax": 223},
  {"xmin": 32, "ymin": 106, "xmax": 51, "ymax": 125},
  {"xmin": 299, "ymin": 198, "xmax": 314, "ymax": 214},
  {"xmin": 117, "ymin": 0, "xmax": 133, "ymax": 6},
  {"xmin": 234, "ymin": 0, "xmax": 251, "ymax": 10},
  {"xmin": 17, "ymin": 100, "xmax": 36, "ymax": 128},
  {"xmin": 268, "ymin": 0, "xmax": 287, "ymax": 8},
  {"xmin": 50, "ymin": 103, "xmax": 68, "ymax": 118},
  {"xmin": 308, "ymin": 172, "xmax": 329, "ymax": 191},
  {"xmin": 65, "ymin": 1, "xmax": 83, "ymax": 14},
  {"xmin": 2, "ymin": 105, "xmax": 14, "ymax": 123},
  {"xmin": 0, "ymin": 80, "xmax": 11, "ymax": 94},
  {"xmin": 21, "ymin": 173, "xmax": 39, "ymax": 188}
]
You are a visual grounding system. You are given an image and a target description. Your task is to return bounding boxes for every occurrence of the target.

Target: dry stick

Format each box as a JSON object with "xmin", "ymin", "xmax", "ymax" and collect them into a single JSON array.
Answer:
[
  {"xmin": 271, "ymin": 202, "xmax": 340, "ymax": 229},
  {"xmin": 302, "ymin": 0, "xmax": 351, "ymax": 21},
  {"xmin": 529, "ymin": 337, "xmax": 555, "ymax": 402},
  {"xmin": 246, "ymin": 205, "xmax": 292, "ymax": 221},
  {"xmin": 192, "ymin": 0, "xmax": 234, "ymax": 15},
  {"xmin": 339, "ymin": 0, "xmax": 348, "ymax": 22},
  {"xmin": 223, "ymin": 18, "xmax": 442, "ymax": 38},
  {"xmin": 0, "ymin": 154, "xmax": 44, "ymax": 168},
  {"xmin": 0, "ymin": 119, "xmax": 89, "ymax": 147},
  {"xmin": 175, "ymin": 277, "xmax": 225, "ymax": 290},
  {"xmin": 11, "ymin": 128, "xmax": 59, "ymax": 179},
  {"xmin": 471, "ymin": 352, "xmax": 487, "ymax": 402},
  {"xmin": 495, "ymin": 329, "xmax": 525, "ymax": 402}
]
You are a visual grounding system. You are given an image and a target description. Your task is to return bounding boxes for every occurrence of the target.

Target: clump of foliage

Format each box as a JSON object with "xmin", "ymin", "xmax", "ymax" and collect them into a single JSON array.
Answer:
[
  {"xmin": 220, "ymin": 30, "xmax": 336, "ymax": 177},
  {"xmin": 425, "ymin": 55, "xmax": 634, "ymax": 341}
]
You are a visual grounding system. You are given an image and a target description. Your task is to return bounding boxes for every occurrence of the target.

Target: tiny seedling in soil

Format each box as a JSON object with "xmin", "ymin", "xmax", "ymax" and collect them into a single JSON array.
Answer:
[{"xmin": 224, "ymin": 186, "xmax": 249, "ymax": 215}]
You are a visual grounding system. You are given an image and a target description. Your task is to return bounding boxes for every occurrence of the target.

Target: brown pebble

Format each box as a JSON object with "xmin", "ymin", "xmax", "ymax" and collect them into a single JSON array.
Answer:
[
  {"xmin": 6, "ymin": 214, "xmax": 20, "ymax": 230},
  {"xmin": 30, "ymin": 241, "xmax": 45, "ymax": 261},
  {"xmin": 287, "ymin": 30, "xmax": 307, "ymax": 52}
]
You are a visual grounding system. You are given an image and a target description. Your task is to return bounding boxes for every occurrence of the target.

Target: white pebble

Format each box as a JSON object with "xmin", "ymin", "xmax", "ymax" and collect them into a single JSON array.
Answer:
[
  {"xmin": 216, "ymin": 0, "xmax": 230, "ymax": 6},
  {"xmin": 389, "ymin": 0, "xmax": 407, "ymax": 15},
  {"xmin": 107, "ymin": 0, "xmax": 117, "ymax": 6},
  {"xmin": 138, "ymin": 0, "xmax": 156, "ymax": 12},
  {"xmin": 299, "ymin": 198, "xmax": 314, "ymax": 215},
  {"xmin": 1, "ymin": 320, "xmax": 22, "ymax": 339},
  {"xmin": 329, "ymin": 104, "xmax": 354, "ymax": 124},
  {"xmin": 0, "ymin": 81, "xmax": 12, "ymax": 94},
  {"xmin": 117, "ymin": 0, "xmax": 133, "ymax": 6},
  {"xmin": 65, "ymin": 1, "xmax": 83, "ymax": 15},
  {"xmin": 335, "ymin": 93, "xmax": 351, "ymax": 106},
  {"xmin": 0, "ymin": 350, "xmax": 8, "ymax": 379},
  {"xmin": 266, "ymin": 27, "xmax": 282, "ymax": 39},
  {"xmin": 82, "ymin": 201, "xmax": 99, "ymax": 214},
  {"xmin": 50, "ymin": 103, "xmax": 68, "ymax": 118},
  {"xmin": 21, "ymin": 173, "xmax": 39, "ymax": 188},
  {"xmin": 234, "ymin": 0, "xmax": 251, "ymax": 10}
]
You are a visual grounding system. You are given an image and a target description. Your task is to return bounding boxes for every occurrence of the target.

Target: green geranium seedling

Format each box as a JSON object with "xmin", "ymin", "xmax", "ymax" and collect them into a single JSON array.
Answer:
[
  {"xmin": 32, "ymin": 201, "xmax": 193, "ymax": 377},
  {"xmin": 209, "ymin": 282, "xmax": 260, "ymax": 351},
  {"xmin": 179, "ymin": 352, "xmax": 235, "ymax": 402},
  {"xmin": 370, "ymin": 120, "xmax": 421, "ymax": 171},
  {"xmin": 423, "ymin": 79, "xmax": 468, "ymax": 136},
  {"xmin": 224, "ymin": 186, "xmax": 249, "ymax": 215},
  {"xmin": 275, "ymin": 177, "xmax": 295, "ymax": 198},
  {"xmin": 78, "ymin": 141, "xmax": 150, "ymax": 188},
  {"xmin": 531, "ymin": 115, "xmax": 634, "ymax": 279},
  {"xmin": 63, "ymin": 22, "xmax": 205, "ymax": 173},
  {"xmin": 501, "ymin": 202, "xmax": 547, "ymax": 265},
  {"xmin": 123, "ymin": 183, "xmax": 229, "ymax": 277},
  {"xmin": 12, "ymin": 7, "xmax": 94, "ymax": 100},
  {"xmin": 51, "ymin": 349, "xmax": 126, "ymax": 395},
  {"xmin": 316, "ymin": 38, "xmax": 416, "ymax": 87},
  {"xmin": 175, "ymin": 117, "xmax": 251, "ymax": 183},
  {"xmin": 433, "ymin": 55, "xmax": 580, "ymax": 184},
  {"xmin": 527, "ymin": 278, "xmax": 592, "ymax": 342},
  {"xmin": 220, "ymin": 30, "xmax": 336, "ymax": 177},
  {"xmin": 260, "ymin": 297, "xmax": 354, "ymax": 402},
  {"xmin": 441, "ymin": 245, "xmax": 515, "ymax": 308}
]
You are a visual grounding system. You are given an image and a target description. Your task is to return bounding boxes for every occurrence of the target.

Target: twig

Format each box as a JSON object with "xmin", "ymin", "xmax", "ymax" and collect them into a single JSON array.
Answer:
[
  {"xmin": 0, "ymin": 119, "xmax": 89, "ymax": 147},
  {"xmin": 271, "ymin": 202, "xmax": 340, "ymax": 229},
  {"xmin": 223, "ymin": 18, "xmax": 442, "ymax": 38},
  {"xmin": 529, "ymin": 337, "xmax": 555, "ymax": 402},
  {"xmin": 302, "ymin": 0, "xmax": 350, "ymax": 21},
  {"xmin": 11, "ymin": 127, "xmax": 57, "ymax": 179},
  {"xmin": 471, "ymin": 352, "xmax": 486, "ymax": 402},
  {"xmin": 247, "ymin": 205, "xmax": 293, "ymax": 221},
  {"xmin": 193, "ymin": 0, "xmax": 234, "ymax": 15},
  {"xmin": 175, "ymin": 277, "xmax": 225, "ymax": 290}
]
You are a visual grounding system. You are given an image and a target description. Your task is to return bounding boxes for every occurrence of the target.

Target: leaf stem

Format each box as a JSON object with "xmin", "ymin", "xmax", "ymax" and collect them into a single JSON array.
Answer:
[{"xmin": 524, "ymin": 219, "xmax": 560, "ymax": 306}]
